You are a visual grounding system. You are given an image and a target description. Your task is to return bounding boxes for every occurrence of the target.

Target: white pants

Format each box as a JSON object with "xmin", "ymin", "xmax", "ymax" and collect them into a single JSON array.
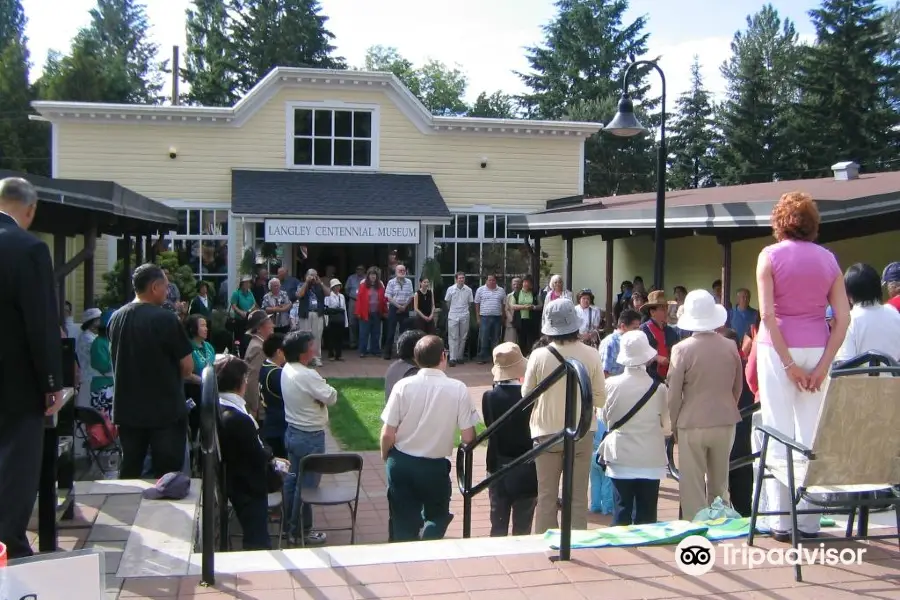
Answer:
[
  {"xmin": 757, "ymin": 343, "xmax": 828, "ymax": 533},
  {"xmin": 750, "ymin": 410, "xmax": 768, "ymax": 516},
  {"xmin": 298, "ymin": 313, "xmax": 324, "ymax": 360},
  {"xmin": 448, "ymin": 316, "xmax": 469, "ymax": 362}
]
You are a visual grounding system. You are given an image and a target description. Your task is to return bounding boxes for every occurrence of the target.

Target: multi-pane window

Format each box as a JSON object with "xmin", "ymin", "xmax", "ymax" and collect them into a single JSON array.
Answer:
[
  {"xmin": 435, "ymin": 213, "xmax": 527, "ymax": 291},
  {"xmin": 292, "ymin": 108, "xmax": 374, "ymax": 168},
  {"xmin": 162, "ymin": 208, "xmax": 230, "ymax": 304}
]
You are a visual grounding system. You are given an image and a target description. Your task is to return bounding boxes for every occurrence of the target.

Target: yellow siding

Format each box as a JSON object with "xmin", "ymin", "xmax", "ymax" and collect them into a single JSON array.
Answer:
[
  {"xmin": 35, "ymin": 232, "xmax": 108, "ymax": 316},
  {"xmin": 573, "ymin": 231, "xmax": 900, "ymax": 306},
  {"xmin": 55, "ymin": 87, "xmax": 583, "ymax": 210}
]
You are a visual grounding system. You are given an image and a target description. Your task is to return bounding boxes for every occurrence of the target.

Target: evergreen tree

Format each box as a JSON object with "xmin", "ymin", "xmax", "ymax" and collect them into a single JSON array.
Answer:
[
  {"xmin": 714, "ymin": 5, "xmax": 801, "ymax": 185},
  {"xmin": 36, "ymin": 0, "xmax": 163, "ymax": 104},
  {"xmin": 0, "ymin": 0, "xmax": 48, "ymax": 174},
  {"xmin": 794, "ymin": 0, "xmax": 899, "ymax": 172},
  {"xmin": 518, "ymin": 0, "xmax": 658, "ymax": 196},
  {"xmin": 468, "ymin": 91, "xmax": 517, "ymax": 118},
  {"xmin": 230, "ymin": 0, "xmax": 345, "ymax": 94},
  {"xmin": 183, "ymin": 0, "xmax": 239, "ymax": 106},
  {"xmin": 667, "ymin": 57, "xmax": 715, "ymax": 189},
  {"xmin": 885, "ymin": 1, "xmax": 900, "ymax": 111},
  {"xmin": 362, "ymin": 46, "xmax": 468, "ymax": 116}
]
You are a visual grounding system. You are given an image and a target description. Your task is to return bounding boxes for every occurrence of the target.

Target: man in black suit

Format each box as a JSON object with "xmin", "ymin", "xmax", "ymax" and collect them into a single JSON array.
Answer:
[{"xmin": 0, "ymin": 177, "xmax": 65, "ymax": 559}]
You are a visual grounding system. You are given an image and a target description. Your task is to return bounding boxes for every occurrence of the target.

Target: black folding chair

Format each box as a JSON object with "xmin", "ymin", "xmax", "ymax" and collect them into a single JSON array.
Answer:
[
  {"xmin": 295, "ymin": 453, "xmax": 364, "ymax": 547},
  {"xmin": 74, "ymin": 406, "xmax": 122, "ymax": 478}
]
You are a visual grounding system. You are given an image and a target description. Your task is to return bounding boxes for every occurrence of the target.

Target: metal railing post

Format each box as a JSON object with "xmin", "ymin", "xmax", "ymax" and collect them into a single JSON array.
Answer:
[
  {"xmin": 558, "ymin": 366, "xmax": 577, "ymax": 561},
  {"xmin": 462, "ymin": 447, "xmax": 473, "ymax": 538},
  {"xmin": 199, "ymin": 365, "xmax": 218, "ymax": 586}
]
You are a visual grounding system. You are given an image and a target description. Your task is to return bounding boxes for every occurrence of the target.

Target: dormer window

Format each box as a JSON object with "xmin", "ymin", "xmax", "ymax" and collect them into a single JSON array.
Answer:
[{"xmin": 288, "ymin": 103, "xmax": 378, "ymax": 169}]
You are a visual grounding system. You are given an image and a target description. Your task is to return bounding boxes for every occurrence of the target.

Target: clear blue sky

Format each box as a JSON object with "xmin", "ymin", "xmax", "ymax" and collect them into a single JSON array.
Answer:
[{"xmin": 21, "ymin": 0, "xmax": 888, "ymax": 103}]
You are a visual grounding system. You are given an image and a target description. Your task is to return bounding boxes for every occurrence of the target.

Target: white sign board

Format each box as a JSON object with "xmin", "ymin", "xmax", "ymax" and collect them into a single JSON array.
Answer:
[
  {"xmin": 265, "ymin": 219, "xmax": 420, "ymax": 245},
  {"xmin": 1, "ymin": 550, "xmax": 105, "ymax": 600}
]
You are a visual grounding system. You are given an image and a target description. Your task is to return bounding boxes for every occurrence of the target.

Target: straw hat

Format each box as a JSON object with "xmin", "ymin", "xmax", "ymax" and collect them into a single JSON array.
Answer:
[
  {"xmin": 677, "ymin": 289, "xmax": 728, "ymax": 332},
  {"xmin": 541, "ymin": 298, "xmax": 580, "ymax": 336},
  {"xmin": 329, "ymin": 278, "xmax": 342, "ymax": 289},
  {"xmin": 616, "ymin": 330, "xmax": 658, "ymax": 367},
  {"xmin": 246, "ymin": 309, "xmax": 271, "ymax": 333},
  {"xmin": 491, "ymin": 342, "xmax": 526, "ymax": 382}
]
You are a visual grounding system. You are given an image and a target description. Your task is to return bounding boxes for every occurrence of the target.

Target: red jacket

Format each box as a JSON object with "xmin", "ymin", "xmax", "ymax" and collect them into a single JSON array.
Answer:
[{"xmin": 355, "ymin": 282, "xmax": 387, "ymax": 320}]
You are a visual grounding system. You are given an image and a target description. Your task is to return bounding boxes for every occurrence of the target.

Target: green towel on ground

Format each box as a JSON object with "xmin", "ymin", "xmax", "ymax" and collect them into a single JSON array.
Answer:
[{"xmin": 545, "ymin": 518, "xmax": 752, "ymax": 550}]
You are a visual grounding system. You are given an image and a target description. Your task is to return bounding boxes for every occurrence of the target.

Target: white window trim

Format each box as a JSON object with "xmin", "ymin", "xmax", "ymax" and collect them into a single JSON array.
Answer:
[
  {"xmin": 284, "ymin": 100, "xmax": 380, "ymax": 171},
  {"xmin": 434, "ymin": 212, "xmax": 529, "ymax": 283}
]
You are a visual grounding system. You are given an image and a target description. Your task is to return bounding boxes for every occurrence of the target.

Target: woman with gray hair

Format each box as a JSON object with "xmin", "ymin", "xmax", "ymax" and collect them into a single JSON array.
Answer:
[
  {"xmin": 262, "ymin": 277, "xmax": 292, "ymax": 335},
  {"xmin": 541, "ymin": 274, "xmax": 573, "ymax": 305}
]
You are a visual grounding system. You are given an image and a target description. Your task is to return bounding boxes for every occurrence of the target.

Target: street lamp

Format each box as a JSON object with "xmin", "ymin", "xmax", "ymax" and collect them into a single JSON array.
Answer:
[{"xmin": 603, "ymin": 61, "xmax": 667, "ymax": 291}]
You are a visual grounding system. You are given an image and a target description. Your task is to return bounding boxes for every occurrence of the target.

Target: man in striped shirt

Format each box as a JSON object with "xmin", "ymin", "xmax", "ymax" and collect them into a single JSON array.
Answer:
[
  {"xmin": 475, "ymin": 275, "xmax": 507, "ymax": 364},
  {"xmin": 383, "ymin": 264, "xmax": 415, "ymax": 360}
]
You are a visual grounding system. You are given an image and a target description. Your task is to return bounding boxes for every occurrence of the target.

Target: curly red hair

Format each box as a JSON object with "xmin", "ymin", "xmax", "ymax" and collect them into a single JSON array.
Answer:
[{"xmin": 770, "ymin": 192, "xmax": 820, "ymax": 242}]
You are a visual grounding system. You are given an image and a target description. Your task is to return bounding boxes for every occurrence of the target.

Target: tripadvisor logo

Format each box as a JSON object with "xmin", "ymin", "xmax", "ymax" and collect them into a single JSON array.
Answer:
[{"xmin": 675, "ymin": 535, "xmax": 866, "ymax": 576}]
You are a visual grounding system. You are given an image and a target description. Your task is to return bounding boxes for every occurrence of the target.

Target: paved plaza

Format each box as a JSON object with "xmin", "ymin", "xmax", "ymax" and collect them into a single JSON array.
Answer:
[{"xmin": 25, "ymin": 355, "xmax": 900, "ymax": 598}]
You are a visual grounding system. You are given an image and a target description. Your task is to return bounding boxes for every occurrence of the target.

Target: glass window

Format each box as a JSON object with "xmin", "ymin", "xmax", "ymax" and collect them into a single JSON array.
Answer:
[
  {"xmin": 168, "ymin": 209, "xmax": 230, "ymax": 291},
  {"xmin": 457, "ymin": 243, "xmax": 481, "ymax": 275},
  {"xmin": 188, "ymin": 209, "xmax": 200, "ymax": 235},
  {"xmin": 434, "ymin": 212, "xmax": 530, "ymax": 286},
  {"xmin": 437, "ymin": 242, "xmax": 455, "ymax": 274},
  {"xmin": 292, "ymin": 108, "xmax": 374, "ymax": 167}
]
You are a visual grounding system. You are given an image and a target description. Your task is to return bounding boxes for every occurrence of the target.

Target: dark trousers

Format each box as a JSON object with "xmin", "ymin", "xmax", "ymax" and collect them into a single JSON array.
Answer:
[
  {"xmin": 0, "ymin": 411, "xmax": 44, "ymax": 559},
  {"xmin": 324, "ymin": 322, "xmax": 344, "ymax": 359},
  {"xmin": 729, "ymin": 466, "xmax": 754, "ymax": 517},
  {"xmin": 274, "ymin": 325, "xmax": 290, "ymax": 336},
  {"xmin": 415, "ymin": 317, "xmax": 437, "ymax": 335},
  {"xmin": 611, "ymin": 478, "xmax": 660, "ymax": 526},
  {"xmin": 488, "ymin": 483, "xmax": 536, "ymax": 536},
  {"xmin": 386, "ymin": 448, "xmax": 452, "ymax": 542},
  {"xmin": 232, "ymin": 495, "xmax": 272, "ymax": 550},
  {"xmin": 383, "ymin": 305, "xmax": 410, "ymax": 358},
  {"xmin": 516, "ymin": 318, "xmax": 537, "ymax": 356},
  {"xmin": 265, "ymin": 436, "xmax": 288, "ymax": 460},
  {"xmin": 478, "ymin": 315, "xmax": 503, "ymax": 361},
  {"xmin": 119, "ymin": 420, "xmax": 188, "ymax": 479}
]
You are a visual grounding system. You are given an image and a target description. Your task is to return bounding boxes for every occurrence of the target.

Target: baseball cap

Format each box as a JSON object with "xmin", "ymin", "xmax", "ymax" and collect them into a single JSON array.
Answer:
[
  {"xmin": 882, "ymin": 262, "xmax": 900, "ymax": 285},
  {"xmin": 142, "ymin": 472, "xmax": 191, "ymax": 500}
]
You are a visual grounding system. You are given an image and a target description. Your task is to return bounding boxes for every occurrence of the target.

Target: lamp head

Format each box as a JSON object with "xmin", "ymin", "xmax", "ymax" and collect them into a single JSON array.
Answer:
[{"xmin": 603, "ymin": 93, "xmax": 648, "ymax": 137}]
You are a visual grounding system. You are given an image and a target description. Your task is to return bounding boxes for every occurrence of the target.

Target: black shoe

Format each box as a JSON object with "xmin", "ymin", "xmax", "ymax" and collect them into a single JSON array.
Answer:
[
  {"xmin": 477, "ymin": 360, "xmax": 488, "ymax": 365},
  {"xmin": 449, "ymin": 360, "xmax": 457, "ymax": 367},
  {"xmin": 771, "ymin": 529, "xmax": 819, "ymax": 543},
  {"xmin": 383, "ymin": 354, "xmax": 391, "ymax": 360}
]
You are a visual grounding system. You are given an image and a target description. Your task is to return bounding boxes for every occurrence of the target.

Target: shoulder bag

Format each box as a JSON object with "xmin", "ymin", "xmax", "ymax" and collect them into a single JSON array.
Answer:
[{"xmin": 596, "ymin": 380, "xmax": 661, "ymax": 471}]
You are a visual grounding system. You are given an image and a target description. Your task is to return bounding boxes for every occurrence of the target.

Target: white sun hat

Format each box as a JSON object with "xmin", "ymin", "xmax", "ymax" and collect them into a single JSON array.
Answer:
[
  {"xmin": 616, "ymin": 330, "xmax": 658, "ymax": 367},
  {"xmin": 677, "ymin": 289, "xmax": 728, "ymax": 332}
]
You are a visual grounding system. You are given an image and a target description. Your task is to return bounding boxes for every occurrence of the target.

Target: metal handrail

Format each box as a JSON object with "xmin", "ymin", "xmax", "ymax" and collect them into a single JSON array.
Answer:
[
  {"xmin": 199, "ymin": 365, "xmax": 223, "ymax": 586},
  {"xmin": 456, "ymin": 356, "xmax": 594, "ymax": 561}
]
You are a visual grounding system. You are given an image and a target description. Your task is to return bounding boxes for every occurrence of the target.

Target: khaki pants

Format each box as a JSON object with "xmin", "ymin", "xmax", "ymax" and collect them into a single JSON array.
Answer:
[
  {"xmin": 677, "ymin": 425, "xmax": 736, "ymax": 520},
  {"xmin": 447, "ymin": 316, "xmax": 469, "ymax": 362},
  {"xmin": 298, "ymin": 313, "xmax": 324, "ymax": 360},
  {"xmin": 533, "ymin": 434, "xmax": 593, "ymax": 534}
]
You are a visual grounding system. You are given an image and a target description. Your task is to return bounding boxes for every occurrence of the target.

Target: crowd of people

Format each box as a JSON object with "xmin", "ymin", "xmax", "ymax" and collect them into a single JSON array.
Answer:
[{"xmin": 4, "ymin": 172, "xmax": 900, "ymax": 559}]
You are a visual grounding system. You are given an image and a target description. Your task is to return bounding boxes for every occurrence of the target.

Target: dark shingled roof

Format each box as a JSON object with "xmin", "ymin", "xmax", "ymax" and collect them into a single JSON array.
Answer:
[{"xmin": 231, "ymin": 170, "xmax": 451, "ymax": 219}]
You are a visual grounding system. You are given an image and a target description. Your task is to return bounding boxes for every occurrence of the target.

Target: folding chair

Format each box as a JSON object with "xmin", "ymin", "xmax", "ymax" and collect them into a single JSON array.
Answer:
[
  {"xmin": 295, "ymin": 453, "xmax": 364, "ymax": 547},
  {"xmin": 748, "ymin": 364, "xmax": 900, "ymax": 582},
  {"xmin": 73, "ymin": 406, "xmax": 122, "ymax": 478}
]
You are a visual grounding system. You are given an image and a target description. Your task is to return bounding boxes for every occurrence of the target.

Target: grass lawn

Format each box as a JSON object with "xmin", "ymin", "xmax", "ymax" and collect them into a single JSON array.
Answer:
[{"xmin": 329, "ymin": 378, "xmax": 485, "ymax": 452}]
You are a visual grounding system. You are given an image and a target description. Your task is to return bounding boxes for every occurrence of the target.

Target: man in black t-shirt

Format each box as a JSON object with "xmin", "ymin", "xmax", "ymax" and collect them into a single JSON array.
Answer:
[{"xmin": 109, "ymin": 263, "xmax": 194, "ymax": 478}]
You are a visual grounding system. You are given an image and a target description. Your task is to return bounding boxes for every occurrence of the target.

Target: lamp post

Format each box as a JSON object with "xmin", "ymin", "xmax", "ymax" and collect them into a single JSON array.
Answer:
[{"xmin": 603, "ymin": 61, "xmax": 667, "ymax": 290}]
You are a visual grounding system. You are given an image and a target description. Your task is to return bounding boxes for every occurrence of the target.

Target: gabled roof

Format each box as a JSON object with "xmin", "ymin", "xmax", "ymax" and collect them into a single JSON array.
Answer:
[
  {"xmin": 32, "ymin": 67, "xmax": 601, "ymax": 139},
  {"xmin": 231, "ymin": 170, "xmax": 451, "ymax": 223}
]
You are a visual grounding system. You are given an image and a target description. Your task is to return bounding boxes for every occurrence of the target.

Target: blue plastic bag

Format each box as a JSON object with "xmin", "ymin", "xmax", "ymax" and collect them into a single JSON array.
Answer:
[
  {"xmin": 692, "ymin": 496, "xmax": 742, "ymax": 522},
  {"xmin": 590, "ymin": 418, "xmax": 615, "ymax": 514}
]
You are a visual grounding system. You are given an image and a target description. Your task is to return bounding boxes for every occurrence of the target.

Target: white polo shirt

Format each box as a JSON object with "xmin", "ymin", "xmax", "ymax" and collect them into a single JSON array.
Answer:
[
  {"xmin": 382, "ymin": 368, "xmax": 481, "ymax": 459},
  {"xmin": 281, "ymin": 362, "xmax": 338, "ymax": 431}
]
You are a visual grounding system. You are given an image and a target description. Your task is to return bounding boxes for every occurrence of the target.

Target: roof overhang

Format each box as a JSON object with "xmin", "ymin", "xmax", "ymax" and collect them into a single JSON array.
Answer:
[
  {"xmin": 230, "ymin": 170, "xmax": 452, "ymax": 224},
  {"xmin": 32, "ymin": 67, "xmax": 601, "ymax": 139},
  {"xmin": 508, "ymin": 192, "xmax": 900, "ymax": 235},
  {"xmin": 0, "ymin": 170, "xmax": 178, "ymax": 237}
]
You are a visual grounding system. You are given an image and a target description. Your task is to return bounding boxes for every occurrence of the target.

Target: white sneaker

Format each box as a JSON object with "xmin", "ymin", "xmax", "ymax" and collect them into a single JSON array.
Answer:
[{"xmin": 313, "ymin": 358, "xmax": 323, "ymax": 367}]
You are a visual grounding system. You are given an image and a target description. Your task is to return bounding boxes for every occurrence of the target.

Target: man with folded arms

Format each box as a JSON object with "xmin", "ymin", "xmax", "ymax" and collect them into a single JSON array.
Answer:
[{"xmin": 381, "ymin": 335, "xmax": 480, "ymax": 541}]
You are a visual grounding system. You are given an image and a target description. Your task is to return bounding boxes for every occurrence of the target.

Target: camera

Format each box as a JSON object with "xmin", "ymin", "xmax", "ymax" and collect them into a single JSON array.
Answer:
[{"xmin": 678, "ymin": 545, "xmax": 712, "ymax": 566}]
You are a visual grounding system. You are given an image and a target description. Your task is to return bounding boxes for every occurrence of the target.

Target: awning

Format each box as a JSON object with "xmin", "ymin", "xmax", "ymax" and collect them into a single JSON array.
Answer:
[
  {"xmin": 0, "ymin": 169, "xmax": 178, "ymax": 236},
  {"xmin": 231, "ymin": 170, "xmax": 451, "ymax": 223}
]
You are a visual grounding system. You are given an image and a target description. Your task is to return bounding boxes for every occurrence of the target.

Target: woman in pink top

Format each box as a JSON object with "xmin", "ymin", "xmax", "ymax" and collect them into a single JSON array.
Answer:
[{"xmin": 755, "ymin": 192, "xmax": 849, "ymax": 540}]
